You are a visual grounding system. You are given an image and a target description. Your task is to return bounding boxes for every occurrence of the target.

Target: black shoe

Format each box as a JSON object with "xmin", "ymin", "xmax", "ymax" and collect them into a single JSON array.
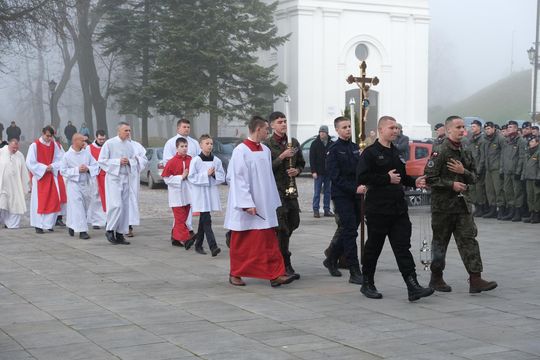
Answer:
[
  {"xmin": 501, "ymin": 207, "xmax": 514, "ymax": 221},
  {"xmin": 404, "ymin": 273, "xmax": 434, "ymax": 302},
  {"xmin": 79, "ymin": 232, "xmax": 90, "ymax": 240},
  {"xmin": 531, "ymin": 211, "xmax": 540, "ymax": 224},
  {"xmin": 511, "ymin": 207, "xmax": 522, "ymax": 222},
  {"xmin": 211, "ymin": 247, "xmax": 221, "ymax": 257},
  {"xmin": 473, "ymin": 204, "xmax": 483, "ymax": 217},
  {"xmin": 195, "ymin": 247, "xmax": 207, "ymax": 255},
  {"xmin": 92, "ymin": 225, "xmax": 101, "ymax": 230},
  {"xmin": 360, "ymin": 275, "xmax": 383, "ymax": 299},
  {"xmin": 68, "ymin": 228, "xmax": 74, "ymax": 237},
  {"xmin": 106, "ymin": 231, "xmax": 117, "ymax": 244},
  {"xmin": 285, "ymin": 264, "xmax": 301, "ymax": 280},
  {"xmin": 323, "ymin": 210, "xmax": 335, "ymax": 217},
  {"xmin": 270, "ymin": 274, "xmax": 296, "ymax": 287},
  {"xmin": 313, "ymin": 211, "xmax": 320, "ymax": 218},
  {"xmin": 48, "ymin": 228, "xmax": 54, "ymax": 232},
  {"xmin": 323, "ymin": 258, "xmax": 342, "ymax": 277},
  {"xmin": 482, "ymin": 205, "xmax": 498, "ymax": 219},
  {"xmin": 35, "ymin": 227, "xmax": 44, "ymax": 234},
  {"xmin": 184, "ymin": 237, "xmax": 196, "ymax": 250},
  {"xmin": 497, "ymin": 206, "xmax": 506, "ymax": 220},
  {"xmin": 171, "ymin": 239, "xmax": 184, "ymax": 247},
  {"xmin": 225, "ymin": 231, "xmax": 231, "ymax": 248},
  {"xmin": 348, "ymin": 266, "xmax": 363, "ymax": 285},
  {"xmin": 55, "ymin": 217, "xmax": 66, "ymax": 227},
  {"xmin": 115, "ymin": 233, "xmax": 130, "ymax": 245}
]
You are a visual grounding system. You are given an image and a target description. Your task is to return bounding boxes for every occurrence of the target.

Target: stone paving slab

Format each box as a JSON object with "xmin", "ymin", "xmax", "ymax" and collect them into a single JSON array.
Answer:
[{"xmin": 1, "ymin": 181, "xmax": 540, "ymax": 359}]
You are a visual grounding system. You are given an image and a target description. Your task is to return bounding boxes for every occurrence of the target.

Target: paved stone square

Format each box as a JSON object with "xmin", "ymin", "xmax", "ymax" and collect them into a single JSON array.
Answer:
[{"xmin": 1, "ymin": 178, "xmax": 540, "ymax": 359}]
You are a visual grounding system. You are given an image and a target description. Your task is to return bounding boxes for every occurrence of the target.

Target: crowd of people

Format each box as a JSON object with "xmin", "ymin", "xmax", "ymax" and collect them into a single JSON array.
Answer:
[{"xmin": 0, "ymin": 113, "xmax": 516, "ymax": 299}]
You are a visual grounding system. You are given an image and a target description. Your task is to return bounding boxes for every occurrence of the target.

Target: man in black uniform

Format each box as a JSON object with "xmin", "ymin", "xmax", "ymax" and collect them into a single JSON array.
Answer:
[
  {"xmin": 357, "ymin": 116, "xmax": 434, "ymax": 302},
  {"xmin": 324, "ymin": 116, "xmax": 363, "ymax": 284}
]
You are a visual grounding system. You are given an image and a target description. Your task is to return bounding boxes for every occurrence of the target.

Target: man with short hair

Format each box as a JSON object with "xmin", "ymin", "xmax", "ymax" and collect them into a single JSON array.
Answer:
[
  {"xmin": 482, "ymin": 122, "xmax": 506, "ymax": 219},
  {"xmin": 87, "ymin": 130, "xmax": 107, "ymax": 229},
  {"xmin": 61, "ymin": 133, "xmax": 99, "ymax": 239},
  {"xmin": 225, "ymin": 115, "xmax": 296, "ymax": 287},
  {"xmin": 424, "ymin": 115, "xmax": 497, "ymax": 294},
  {"xmin": 64, "ymin": 121, "xmax": 77, "ymax": 147},
  {"xmin": 309, "ymin": 125, "xmax": 334, "ymax": 218},
  {"xmin": 26, "ymin": 126, "xmax": 63, "ymax": 233},
  {"xmin": 0, "ymin": 138, "xmax": 29, "ymax": 228},
  {"xmin": 392, "ymin": 123, "xmax": 410, "ymax": 161},
  {"xmin": 532, "ymin": 125, "xmax": 539, "ymax": 137},
  {"xmin": 433, "ymin": 123, "xmax": 446, "ymax": 152},
  {"xmin": 467, "ymin": 120, "xmax": 487, "ymax": 216},
  {"xmin": 127, "ymin": 137, "xmax": 148, "ymax": 237},
  {"xmin": 522, "ymin": 121, "xmax": 533, "ymax": 142},
  {"xmin": 357, "ymin": 116, "xmax": 433, "ymax": 301},
  {"xmin": 98, "ymin": 122, "xmax": 137, "ymax": 245}
]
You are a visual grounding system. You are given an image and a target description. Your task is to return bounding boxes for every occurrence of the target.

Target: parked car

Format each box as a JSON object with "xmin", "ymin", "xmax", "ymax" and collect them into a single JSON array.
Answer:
[
  {"xmin": 300, "ymin": 135, "xmax": 337, "ymax": 173},
  {"xmin": 140, "ymin": 147, "xmax": 164, "ymax": 189},
  {"xmin": 406, "ymin": 141, "xmax": 432, "ymax": 178},
  {"xmin": 214, "ymin": 137, "xmax": 243, "ymax": 172}
]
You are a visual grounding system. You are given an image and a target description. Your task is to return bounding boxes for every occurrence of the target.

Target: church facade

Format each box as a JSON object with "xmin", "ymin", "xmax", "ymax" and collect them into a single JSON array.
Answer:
[{"xmin": 268, "ymin": 0, "xmax": 431, "ymax": 142}]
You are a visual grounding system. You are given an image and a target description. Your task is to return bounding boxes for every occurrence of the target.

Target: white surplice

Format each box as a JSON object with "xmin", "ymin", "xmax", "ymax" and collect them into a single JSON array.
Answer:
[
  {"xmin": 0, "ymin": 147, "xmax": 30, "ymax": 228},
  {"xmin": 188, "ymin": 155, "xmax": 225, "ymax": 212},
  {"xmin": 26, "ymin": 138, "xmax": 63, "ymax": 230},
  {"xmin": 55, "ymin": 142, "xmax": 67, "ymax": 217},
  {"xmin": 128, "ymin": 140, "xmax": 148, "ymax": 226},
  {"xmin": 98, "ymin": 136, "xmax": 136, "ymax": 234},
  {"xmin": 164, "ymin": 160, "xmax": 191, "ymax": 208},
  {"xmin": 86, "ymin": 143, "xmax": 107, "ymax": 227},
  {"xmin": 224, "ymin": 143, "xmax": 281, "ymax": 231},
  {"xmin": 61, "ymin": 147, "xmax": 100, "ymax": 233}
]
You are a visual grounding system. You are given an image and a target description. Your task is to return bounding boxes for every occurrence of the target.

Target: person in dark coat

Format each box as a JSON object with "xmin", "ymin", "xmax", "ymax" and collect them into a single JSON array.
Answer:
[
  {"xmin": 392, "ymin": 123, "xmax": 410, "ymax": 161},
  {"xmin": 6, "ymin": 121, "xmax": 21, "ymax": 141},
  {"xmin": 309, "ymin": 125, "xmax": 334, "ymax": 218},
  {"xmin": 64, "ymin": 121, "xmax": 78, "ymax": 147}
]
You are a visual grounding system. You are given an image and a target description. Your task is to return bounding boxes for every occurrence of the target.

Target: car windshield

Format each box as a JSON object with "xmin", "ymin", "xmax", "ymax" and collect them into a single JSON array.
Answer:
[{"xmin": 157, "ymin": 148, "xmax": 163, "ymax": 160}]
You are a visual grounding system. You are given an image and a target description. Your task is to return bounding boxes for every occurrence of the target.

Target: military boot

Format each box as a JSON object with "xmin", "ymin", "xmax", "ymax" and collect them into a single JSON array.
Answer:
[
  {"xmin": 522, "ymin": 212, "xmax": 532, "ymax": 223},
  {"xmin": 323, "ymin": 245, "xmax": 342, "ymax": 277},
  {"xmin": 360, "ymin": 274, "xmax": 382, "ymax": 299},
  {"xmin": 348, "ymin": 265, "xmax": 363, "ymax": 285},
  {"xmin": 531, "ymin": 211, "xmax": 540, "ymax": 224},
  {"xmin": 469, "ymin": 273, "xmax": 497, "ymax": 293},
  {"xmin": 429, "ymin": 271, "xmax": 452, "ymax": 292},
  {"xmin": 284, "ymin": 255, "xmax": 300, "ymax": 280},
  {"xmin": 482, "ymin": 205, "xmax": 498, "ymax": 219},
  {"xmin": 473, "ymin": 204, "xmax": 483, "ymax": 217},
  {"xmin": 511, "ymin": 207, "xmax": 522, "ymax": 222},
  {"xmin": 404, "ymin": 273, "xmax": 434, "ymax": 302},
  {"xmin": 497, "ymin": 206, "xmax": 506, "ymax": 220},
  {"xmin": 501, "ymin": 207, "xmax": 515, "ymax": 221}
]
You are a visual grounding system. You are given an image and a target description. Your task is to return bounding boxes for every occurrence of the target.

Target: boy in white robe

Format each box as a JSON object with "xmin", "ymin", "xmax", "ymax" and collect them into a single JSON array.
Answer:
[
  {"xmin": 188, "ymin": 134, "xmax": 225, "ymax": 257},
  {"xmin": 98, "ymin": 122, "xmax": 136, "ymax": 245},
  {"xmin": 0, "ymin": 139, "xmax": 30, "ymax": 228},
  {"xmin": 61, "ymin": 134, "xmax": 100, "ymax": 239}
]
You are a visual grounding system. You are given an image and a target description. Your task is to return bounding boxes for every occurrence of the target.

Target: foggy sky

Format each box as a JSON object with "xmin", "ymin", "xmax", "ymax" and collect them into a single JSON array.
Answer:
[{"xmin": 429, "ymin": 0, "xmax": 537, "ymax": 105}]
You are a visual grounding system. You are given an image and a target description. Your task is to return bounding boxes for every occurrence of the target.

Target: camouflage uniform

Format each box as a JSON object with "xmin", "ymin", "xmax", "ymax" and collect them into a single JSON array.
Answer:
[
  {"xmin": 466, "ymin": 132, "xmax": 487, "ymax": 210},
  {"xmin": 501, "ymin": 134, "xmax": 527, "ymax": 209},
  {"xmin": 521, "ymin": 144, "xmax": 540, "ymax": 215},
  {"xmin": 484, "ymin": 131, "xmax": 505, "ymax": 208},
  {"xmin": 424, "ymin": 138, "xmax": 483, "ymax": 274},
  {"xmin": 265, "ymin": 134, "xmax": 305, "ymax": 275}
]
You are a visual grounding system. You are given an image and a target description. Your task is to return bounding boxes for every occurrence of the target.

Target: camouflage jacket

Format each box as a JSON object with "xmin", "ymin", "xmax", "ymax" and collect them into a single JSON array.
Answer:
[
  {"xmin": 264, "ymin": 134, "xmax": 305, "ymax": 200},
  {"xmin": 521, "ymin": 145, "xmax": 540, "ymax": 181},
  {"xmin": 424, "ymin": 138, "xmax": 476, "ymax": 213},
  {"xmin": 466, "ymin": 132, "xmax": 485, "ymax": 175},
  {"xmin": 483, "ymin": 131, "xmax": 505, "ymax": 172},
  {"xmin": 501, "ymin": 134, "xmax": 527, "ymax": 176}
]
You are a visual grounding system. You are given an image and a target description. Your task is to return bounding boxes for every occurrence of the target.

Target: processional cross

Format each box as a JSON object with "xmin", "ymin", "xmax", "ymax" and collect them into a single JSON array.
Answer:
[{"xmin": 346, "ymin": 61, "xmax": 379, "ymax": 150}]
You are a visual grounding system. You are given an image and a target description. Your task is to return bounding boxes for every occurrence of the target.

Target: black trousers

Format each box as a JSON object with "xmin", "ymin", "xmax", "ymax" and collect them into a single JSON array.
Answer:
[
  {"xmin": 195, "ymin": 212, "xmax": 217, "ymax": 250},
  {"xmin": 362, "ymin": 212, "xmax": 416, "ymax": 278},
  {"xmin": 276, "ymin": 198, "xmax": 300, "ymax": 261},
  {"xmin": 332, "ymin": 196, "xmax": 361, "ymax": 268}
]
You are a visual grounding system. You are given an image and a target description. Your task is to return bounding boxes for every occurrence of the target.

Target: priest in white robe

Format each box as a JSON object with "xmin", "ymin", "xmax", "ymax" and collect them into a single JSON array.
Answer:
[
  {"xmin": 127, "ymin": 138, "xmax": 148, "ymax": 237},
  {"xmin": 26, "ymin": 125, "xmax": 64, "ymax": 233},
  {"xmin": 0, "ymin": 138, "xmax": 30, "ymax": 228},
  {"xmin": 86, "ymin": 130, "xmax": 107, "ymax": 228},
  {"xmin": 163, "ymin": 118, "xmax": 201, "ymax": 237},
  {"xmin": 98, "ymin": 122, "xmax": 136, "ymax": 245},
  {"xmin": 224, "ymin": 116, "xmax": 296, "ymax": 287},
  {"xmin": 61, "ymin": 133, "xmax": 100, "ymax": 239}
]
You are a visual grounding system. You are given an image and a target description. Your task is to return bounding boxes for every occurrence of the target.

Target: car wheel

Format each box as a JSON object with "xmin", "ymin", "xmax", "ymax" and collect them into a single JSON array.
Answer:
[{"xmin": 148, "ymin": 172, "xmax": 157, "ymax": 189}]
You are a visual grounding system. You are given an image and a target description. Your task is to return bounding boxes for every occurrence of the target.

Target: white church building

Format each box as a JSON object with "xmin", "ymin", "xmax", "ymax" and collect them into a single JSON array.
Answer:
[{"xmin": 269, "ymin": 0, "xmax": 431, "ymax": 142}]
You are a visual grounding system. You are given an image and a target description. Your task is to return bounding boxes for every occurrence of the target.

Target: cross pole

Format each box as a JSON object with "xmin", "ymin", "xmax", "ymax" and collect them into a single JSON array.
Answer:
[{"xmin": 346, "ymin": 60, "xmax": 379, "ymax": 265}]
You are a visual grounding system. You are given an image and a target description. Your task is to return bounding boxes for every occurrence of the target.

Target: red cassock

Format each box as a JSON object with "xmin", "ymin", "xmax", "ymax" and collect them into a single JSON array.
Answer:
[
  {"xmin": 55, "ymin": 142, "xmax": 67, "ymax": 205},
  {"xmin": 89, "ymin": 143, "xmax": 107, "ymax": 211},
  {"xmin": 34, "ymin": 140, "xmax": 61, "ymax": 214},
  {"xmin": 162, "ymin": 154, "xmax": 192, "ymax": 242}
]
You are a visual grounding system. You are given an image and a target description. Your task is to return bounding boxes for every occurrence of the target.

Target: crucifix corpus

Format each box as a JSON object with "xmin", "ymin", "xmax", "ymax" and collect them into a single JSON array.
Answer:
[
  {"xmin": 345, "ymin": 60, "xmax": 379, "ymax": 264},
  {"xmin": 346, "ymin": 61, "xmax": 379, "ymax": 150}
]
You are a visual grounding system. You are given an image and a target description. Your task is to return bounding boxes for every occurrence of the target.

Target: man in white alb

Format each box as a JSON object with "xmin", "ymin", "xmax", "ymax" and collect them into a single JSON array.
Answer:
[
  {"xmin": 86, "ymin": 130, "xmax": 107, "ymax": 229},
  {"xmin": 127, "ymin": 138, "xmax": 148, "ymax": 237}
]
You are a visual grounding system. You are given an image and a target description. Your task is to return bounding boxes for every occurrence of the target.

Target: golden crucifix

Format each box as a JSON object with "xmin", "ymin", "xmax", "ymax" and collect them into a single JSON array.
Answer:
[{"xmin": 346, "ymin": 61, "xmax": 379, "ymax": 150}]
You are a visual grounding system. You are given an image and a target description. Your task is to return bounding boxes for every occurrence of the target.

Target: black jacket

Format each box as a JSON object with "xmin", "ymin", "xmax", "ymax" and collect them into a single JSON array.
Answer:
[
  {"xmin": 326, "ymin": 138, "xmax": 360, "ymax": 198},
  {"xmin": 6, "ymin": 125, "xmax": 21, "ymax": 141},
  {"xmin": 357, "ymin": 140, "xmax": 416, "ymax": 215},
  {"xmin": 309, "ymin": 136, "xmax": 333, "ymax": 175}
]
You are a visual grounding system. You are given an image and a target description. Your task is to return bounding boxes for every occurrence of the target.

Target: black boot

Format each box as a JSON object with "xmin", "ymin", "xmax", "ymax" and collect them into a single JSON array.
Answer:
[
  {"xmin": 106, "ymin": 230, "xmax": 116, "ymax": 244},
  {"xmin": 68, "ymin": 228, "xmax": 74, "ymax": 237},
  {"xmin": 473, "ymin": 204, "xmax": 483, "ymax": 217},
  {"xmin": 429, "ymin": 271, "xmax": 452, "ymax": 292},
  {"xmin": 360, "ymin": 274, "xmax": 382, "ymax": 299},
  {"xmin": 348, "ymin": 265, "xmax": 363, "ymax": 285},
  {"xmin": 482, "ymin": 205, "xmax": 497, "ymax": 219},
  {"xmin": 323, "ymin": 246, "xmax": 342, "ymax": 277},
  {"xmin": 404, "ymin": 273, "xmax": 434, "ymax": 302},
  {"xmin": 115, "ymin": 233, "xmax": 130, "ymax": 245},
  {"xmin": 511, "ymin": 207, "xmax": 522, "ymax": 222},
  {"xmin": 501, "ymin": 206, "xmax": 514, "ymax": 221},
  {"xmin": 79, "ymin": 232, "xmax": 90, "ymax": 240},
  {"xmin": 497, "ymin": 206, "xmax": 506, "ymax": 220},
  {"xmin": 522, "ymin": 211, "xmax": 532, "ymax": 223},
  {"xmin": 55, "ymin": 216, "xmax": 66, "ymax": 227},
  {"xmin": 284, "ymin": 256, "xmax": 300, "ymax": 280},
  {"xmin": 531, "ymin": 211, "xmax": 540, "ymax": 224}
]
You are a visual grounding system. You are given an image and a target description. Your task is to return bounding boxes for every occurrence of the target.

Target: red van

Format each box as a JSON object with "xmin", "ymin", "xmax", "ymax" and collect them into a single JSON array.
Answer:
[{"xmin": 406, "ymin": 141, "xmax": 432, "ymax": 178}]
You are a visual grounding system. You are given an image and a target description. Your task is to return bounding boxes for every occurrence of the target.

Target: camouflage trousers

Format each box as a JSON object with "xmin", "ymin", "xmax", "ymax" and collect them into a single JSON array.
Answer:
[
  {"xmin": 430, "ymin": 212, "xmax": 483, "ymax": 274},
  {"xmin": 503, "ymin": 174, "xmax": 524, "ymax": 208},
  {"xmin": 470, "ymin": 173, "xmax": 487, "ymax": 205},
  {"xmin": 526, "ymin": 180, "xmax": 540, "ymax": 212},
  {"xmin": 276, "ymin": 198, "xmax": 300, "ymax": 260},
  {"xmin": 485, "ymin": 169, "xmax": 505, "ymax": 206}
]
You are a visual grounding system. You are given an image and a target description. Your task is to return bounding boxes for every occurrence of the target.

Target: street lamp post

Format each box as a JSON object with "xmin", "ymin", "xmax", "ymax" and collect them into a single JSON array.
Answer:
[
  {"xmin": 528, "ymin": 0, "xmax": 540, "ymax": 123},
  {"xmin": 48, "ymin": 79, "xmax": 57, "ymax": 125}
]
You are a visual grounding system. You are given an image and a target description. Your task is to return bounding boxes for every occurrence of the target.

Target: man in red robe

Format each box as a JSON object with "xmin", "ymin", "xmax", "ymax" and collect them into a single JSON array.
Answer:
[{"xmin": 224, "ymin": 116, "xmax": 296, "ymax": 287}]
